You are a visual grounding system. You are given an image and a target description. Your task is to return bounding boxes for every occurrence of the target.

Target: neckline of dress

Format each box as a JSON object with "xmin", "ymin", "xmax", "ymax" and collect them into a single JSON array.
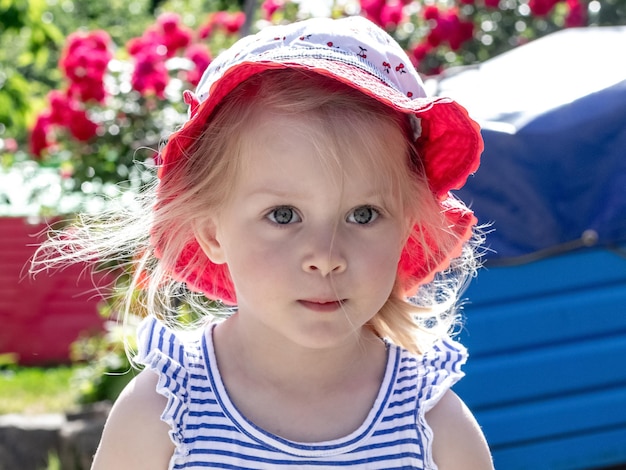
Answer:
[{"xmin": 201, "ymin": 322, "xmax": 400, "ymax": 458}]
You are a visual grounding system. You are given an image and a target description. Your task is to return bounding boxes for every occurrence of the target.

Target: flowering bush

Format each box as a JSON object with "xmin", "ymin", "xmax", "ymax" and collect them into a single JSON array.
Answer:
[
  {"xmin": 29, "ymin": 11, "xmax": 244, "ymax": 206},
  {"xmin": 263, "ymin": 0, "xmax": 613, "ymax": 75},
  {"xmin": 26, "ymin": 0, "xmax": 624, "ymax": 208}
]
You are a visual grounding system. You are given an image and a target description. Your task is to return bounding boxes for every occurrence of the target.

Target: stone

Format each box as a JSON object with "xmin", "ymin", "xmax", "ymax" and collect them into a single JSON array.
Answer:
[{"xmin": 0, "ymin": 413, "xmax": 64, "ymax": 470}]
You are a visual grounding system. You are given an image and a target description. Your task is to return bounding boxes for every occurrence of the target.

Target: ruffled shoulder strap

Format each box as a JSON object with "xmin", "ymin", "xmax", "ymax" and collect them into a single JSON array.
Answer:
[
  {"xmin": 135, "ymin": 316, "xmax": 195, "ymax": 453},
  {"xmin": 412, "ymin": 337, "xmax": 468, "ymax": 470},
  {"xmin": 416, "ymin": 337, "xmax": 468, "ymax": 413}
]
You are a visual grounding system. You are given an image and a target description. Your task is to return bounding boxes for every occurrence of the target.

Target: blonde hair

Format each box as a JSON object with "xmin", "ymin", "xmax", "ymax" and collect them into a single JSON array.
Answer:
[{"xmin": 32, "ymin": 69, "xmax": 480, "ymax": 355}]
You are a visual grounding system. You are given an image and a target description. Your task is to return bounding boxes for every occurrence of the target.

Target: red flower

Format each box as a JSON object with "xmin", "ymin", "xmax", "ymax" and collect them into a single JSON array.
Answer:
[
  {"xmin": 199, "ymin": 11, "xmax": 246, "ymax": 37},
  {"xmin": 223, "ymin": 11, "xmax": 246, "ymax": 34},
  {"xmin": 565, "ymin": 0, "xmax": 587, "ymax": 26},
  {"xmin": 67, "ymin": 109, "xmax": 98, "ymax": 142},
  {"xmin": 30, "ymin": 112, "xmax": 54, "ymax": 158},
  {"xmin": 528, "ymin": 0, "xmax": 560, "ymax": 16},
  {"xmin": 380, "ymin": 1, "xmax": 405, "ymax": 29},
  {"xmin": 126, "ymin": 14, "xmax": 199, "ymax": 97},
  {"xmin": 359, "ymin": 0, "xmax": 386, "ymax": 27},
  {"xmin": 156, "ymin": 13, "xmax": 192, "ymax": 57},
  {"xmin": 184, "ymin": 44, "xmax": 212, "ymax": 86},
  {"xmin": 426, "ymin": 8, "xmax": 474, "ymax": 51},
  {"xmin": 261, "ymin": 0, "xmax": 284, "ymax": 19},
  {"xmin": 67, "ymin": 79, "xmax": 107, "ymax": 103},
  {"xmin": 423, "ymin": 5, "xmax": 440, "ymax": 20},
  {"xmin": 48, "ymin": 90, "xmax": 73, "ymax": 126},
  {"xmin": 127, "ymin": 34, "xmax": 155, "ymax": 57},
  {"xmin": 131, "ymin": 51, "xmax": 169, "ymax": 98},
  {"xmin": 59, "ymin": 30, "xmax": 112, "ymax": 103},
  {"xmin": 484, "ymin": 0, "xmax": 500, "ymax": 7},
  {"xmin": 410, "ymin": 42, "xmax": 432, "ymax": 66},
  {"xmin": 128, "ymin": 13, "xmax": 192, "ymax": 61}
]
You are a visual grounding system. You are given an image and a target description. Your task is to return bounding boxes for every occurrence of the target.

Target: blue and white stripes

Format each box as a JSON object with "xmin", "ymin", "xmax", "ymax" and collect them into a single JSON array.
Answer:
[{"xmin": 136, "ymin": 316, "xmax": 467, "ymax": 470}]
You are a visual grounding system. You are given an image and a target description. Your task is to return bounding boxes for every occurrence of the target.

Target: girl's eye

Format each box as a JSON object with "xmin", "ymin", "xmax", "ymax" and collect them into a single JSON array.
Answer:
[
  {"xmin": 267, "ymin": 206, "xmax": 301, "ymax": 225},
  {"xmin": 348, "ymin": 206, "xmax": 379, "ymax": 225}
]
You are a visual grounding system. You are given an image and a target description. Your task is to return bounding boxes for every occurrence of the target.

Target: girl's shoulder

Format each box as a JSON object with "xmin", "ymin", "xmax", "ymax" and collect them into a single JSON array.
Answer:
[
  {"xmin": 134, "ymin": 315, "xmax": 211, "ymax": 448},
  {"xmin": 91, "ymin": 369, "xmax": 175, "ymax": 469},
  {"xmin": 399, "ymin": 339, "xmax": 493, "ymax": 470},
  {"xmin": 425, "ymin": 390, "xmax": 494, "ymax": 470}
]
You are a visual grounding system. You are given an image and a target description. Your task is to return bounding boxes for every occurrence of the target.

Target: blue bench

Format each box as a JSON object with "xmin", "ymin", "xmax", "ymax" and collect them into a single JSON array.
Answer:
[{"xmin": 456, "ymin": 247, "xmax": 626, "ymax": 469}]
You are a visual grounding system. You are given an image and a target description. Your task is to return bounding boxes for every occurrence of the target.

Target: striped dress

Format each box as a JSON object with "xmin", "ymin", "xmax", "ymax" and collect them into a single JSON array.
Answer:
[{"xmin": 136, "ymin": 316, "xmax": 467, "ymax": 470}]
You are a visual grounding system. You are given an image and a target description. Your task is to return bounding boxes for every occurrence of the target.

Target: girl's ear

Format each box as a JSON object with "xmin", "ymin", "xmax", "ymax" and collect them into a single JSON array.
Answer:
[{"xmin": 194, "ymin": 218, "xmax": 226, "ymax": 265}]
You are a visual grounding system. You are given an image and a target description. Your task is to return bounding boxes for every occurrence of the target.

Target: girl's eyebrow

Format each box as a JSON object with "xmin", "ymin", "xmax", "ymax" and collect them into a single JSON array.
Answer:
[{"xmin": 243, "ymin": 186, "xmax": 301, "ymax": 199}]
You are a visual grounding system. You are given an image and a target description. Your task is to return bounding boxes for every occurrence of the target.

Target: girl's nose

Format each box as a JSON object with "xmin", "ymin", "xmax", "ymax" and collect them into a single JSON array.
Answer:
[{"xmin": 301, "ymin": 233, "xmax": 347, "ymax": 277}]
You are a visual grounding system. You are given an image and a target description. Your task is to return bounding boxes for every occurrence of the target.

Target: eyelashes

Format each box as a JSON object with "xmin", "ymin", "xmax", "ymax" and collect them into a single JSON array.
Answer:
[
  {"xmin": 265, "ymin": 205, "xmax": 381, "ymax": 226},
  {"xmin": 267, "ymin": 206, "xmax": 301, "ymax": 225},
  {"xmin": 347, "ymin": 206, "xmax": 379, "ymax": 225}
]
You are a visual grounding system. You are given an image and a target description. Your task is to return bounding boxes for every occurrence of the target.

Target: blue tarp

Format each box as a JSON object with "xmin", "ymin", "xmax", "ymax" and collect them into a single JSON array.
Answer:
[{"xmin": 429, "ymin": 26, "xmax": 626, "ymax": 261}]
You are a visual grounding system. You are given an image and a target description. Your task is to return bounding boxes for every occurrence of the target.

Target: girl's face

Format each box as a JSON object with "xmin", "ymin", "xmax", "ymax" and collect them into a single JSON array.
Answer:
[{"xmin": 197, "ymin": 112, "xmax": 410, "ymax": 350}]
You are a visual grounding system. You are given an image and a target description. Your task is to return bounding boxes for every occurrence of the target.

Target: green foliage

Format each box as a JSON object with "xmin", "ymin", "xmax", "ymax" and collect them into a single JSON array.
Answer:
[
  {"xmin": 0, "ymin": 365, "xmax": 78, "ymax": 414},
  {"xmin": 69, "ymin": 319, "xmax": 138, "ymax": 404},
  {"xmin": 0, "ymin": 0, "xmax": 63, "ymax": 139},
  {"xmin": 43, "ymin": 452, "xmax": 61, "ymax": 470}
]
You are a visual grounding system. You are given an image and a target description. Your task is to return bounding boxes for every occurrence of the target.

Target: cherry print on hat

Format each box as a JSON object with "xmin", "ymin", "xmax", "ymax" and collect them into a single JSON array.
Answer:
[{"xmin": 152, "ymin": 16, "xmax": 482, "ymax": 305}]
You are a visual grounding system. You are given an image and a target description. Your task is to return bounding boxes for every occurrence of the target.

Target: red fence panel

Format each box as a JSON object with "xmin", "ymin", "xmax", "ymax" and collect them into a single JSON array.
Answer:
[{"xmin": 0, "ymin": 217, "xmax": 110, "ymax": 365}]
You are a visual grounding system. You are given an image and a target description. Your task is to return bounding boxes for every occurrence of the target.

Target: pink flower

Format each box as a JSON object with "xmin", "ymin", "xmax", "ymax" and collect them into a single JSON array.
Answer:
[
  {"xmin": 3, "ymin": 138, "xmax": 18, "ymax": 153},
  {"xmin": 184, "ymin": 44, "xmax": 212, "ymax": 86}
]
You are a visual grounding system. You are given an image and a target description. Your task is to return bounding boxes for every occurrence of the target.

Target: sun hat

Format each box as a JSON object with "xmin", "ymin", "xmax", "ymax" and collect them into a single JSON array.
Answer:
[{"xmin": 153, "ymin": 15, "xmax": 482, "ymax": 305}]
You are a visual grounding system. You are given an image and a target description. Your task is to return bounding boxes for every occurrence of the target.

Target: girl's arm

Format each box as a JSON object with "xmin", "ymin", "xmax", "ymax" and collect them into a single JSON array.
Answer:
[
  {"xmin": 426, "ymin": 390, "xmax": 494, "ymax": 470},
  {"xmin": 91, "ymin": 369, "xmax": 174, "ymax": 470}
]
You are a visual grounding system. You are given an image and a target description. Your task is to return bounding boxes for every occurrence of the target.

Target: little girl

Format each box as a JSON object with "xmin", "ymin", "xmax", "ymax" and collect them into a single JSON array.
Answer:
[{"xmin": 36, "ymin": 15, "xmax": 492, "ymax": 470}]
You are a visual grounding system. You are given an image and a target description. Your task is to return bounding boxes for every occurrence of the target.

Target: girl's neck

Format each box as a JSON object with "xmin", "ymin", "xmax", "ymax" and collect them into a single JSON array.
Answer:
[
  {"xmin": 212, "ymin": 312, "xmax": 386, "ymax": 393},
  {"xmin": 210, "ymin": 313, "xmax": 388, "ymax": 442}
]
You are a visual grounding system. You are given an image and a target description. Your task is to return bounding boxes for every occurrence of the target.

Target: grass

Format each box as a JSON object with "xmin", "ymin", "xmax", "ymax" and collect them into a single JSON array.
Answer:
[{"xmin": 0, "ymin": 365, "xmax": 80, "ymax": 414}]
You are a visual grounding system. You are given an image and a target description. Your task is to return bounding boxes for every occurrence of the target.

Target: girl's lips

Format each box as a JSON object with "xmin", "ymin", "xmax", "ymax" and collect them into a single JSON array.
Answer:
[{"xmin": 298, "ymin": 299, "xmax": 344, "ymax": 312}]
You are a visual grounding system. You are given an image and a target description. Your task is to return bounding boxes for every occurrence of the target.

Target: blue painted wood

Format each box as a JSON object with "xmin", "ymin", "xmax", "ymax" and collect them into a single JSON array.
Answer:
[
  {"xmin": 460, "ymin": 283, "xmax": 626, "ymax": 357},
  {"xmin": 458, "ymin": 335, "xmax": 626, "ymax": 408},
  {"xmin": 464, "ymin": 248, "xmax": 626, "ymax": 306},
  {"xmin": 454, "ymin": 247, "xmax": 626, "ymax": 469},
  {"xmin": 478, "ymin": 385, "xmax": 626, "ymax": 446},
  {"xmin": 490, "ymin": 426, "xmax": 626, "ymax": 470}
]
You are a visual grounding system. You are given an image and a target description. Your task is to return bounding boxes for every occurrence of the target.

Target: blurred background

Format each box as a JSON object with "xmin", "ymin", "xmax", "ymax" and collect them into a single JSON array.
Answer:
[{"xmin": 0, "ymin": 0, "xmax": 625, "ymax": 469}]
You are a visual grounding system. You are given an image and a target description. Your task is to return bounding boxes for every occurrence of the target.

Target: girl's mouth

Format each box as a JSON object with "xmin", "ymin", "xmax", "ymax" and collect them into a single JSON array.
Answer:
[{"xmin": 297, "ymin": 299, "xmax": 344, "ymax": 312}]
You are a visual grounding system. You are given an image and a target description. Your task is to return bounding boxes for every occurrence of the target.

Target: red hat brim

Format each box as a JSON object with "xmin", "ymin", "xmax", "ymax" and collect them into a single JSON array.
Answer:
[{"xmin": 155, "ymin": 59, "xmax": 482, "ymax": 304}]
